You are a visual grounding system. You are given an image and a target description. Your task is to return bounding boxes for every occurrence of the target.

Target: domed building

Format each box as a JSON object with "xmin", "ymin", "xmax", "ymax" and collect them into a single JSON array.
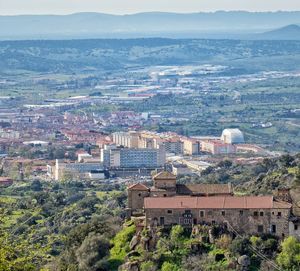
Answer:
[{"xmin": 221, "ymin": 128, "xmax": 244, "ymax": 144}]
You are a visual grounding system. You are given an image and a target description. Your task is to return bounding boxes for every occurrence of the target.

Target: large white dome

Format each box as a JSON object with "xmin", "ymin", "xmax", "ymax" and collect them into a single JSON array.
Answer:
[{"xmin": 221, "ymin": 129, "xmax": 244, "ymax": 144}]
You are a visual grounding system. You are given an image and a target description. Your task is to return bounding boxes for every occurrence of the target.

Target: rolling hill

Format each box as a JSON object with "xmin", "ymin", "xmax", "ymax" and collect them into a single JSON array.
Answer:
[{"xmin": 259, "ymin": 24, "xmax": 300, "ymax": 40}]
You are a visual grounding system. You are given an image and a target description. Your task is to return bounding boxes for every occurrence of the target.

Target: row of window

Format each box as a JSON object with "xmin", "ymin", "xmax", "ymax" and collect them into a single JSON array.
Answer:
[
  {"xmin": 166, "ymin": 209, "xmax": 284, "ymax": 217},
  {"xmin": 158, "ymin": 217, "xmax": 280, "ymax": 234}
]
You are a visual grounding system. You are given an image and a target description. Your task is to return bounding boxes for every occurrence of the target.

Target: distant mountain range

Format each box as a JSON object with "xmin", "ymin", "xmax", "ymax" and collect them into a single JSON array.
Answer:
[
  {"xmin": 259, "ymin": 24, "xmax": 300, "ymax": 40},
  {"xmin": 0, "ymin": 11, "xmax": 300, "ymax": 40}
]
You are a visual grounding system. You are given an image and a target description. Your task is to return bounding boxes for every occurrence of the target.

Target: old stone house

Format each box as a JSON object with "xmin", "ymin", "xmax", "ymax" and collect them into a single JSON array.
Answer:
[
  {"xmin": 127, "ymin": 171, "xmax": 233, "ymax": 215},
  {"xmin": 144, "ymin": 195, "xmax": 292, "ymax": 238},
  {"xmin": 127, "ymin": 171, "xmax": 299, "ymax": 238}
]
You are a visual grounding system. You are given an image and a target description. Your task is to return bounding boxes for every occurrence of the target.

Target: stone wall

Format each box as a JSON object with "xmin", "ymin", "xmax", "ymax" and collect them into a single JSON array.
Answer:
[
  {"xmin": 145, "ymin": 208, "xmax": 290, "ymax": 238},
  {"xmin": 149, "ymin": 190, "xmax": 176, "ymax": 197},
  {"xmin": 128, "ymin": 190, "xmax": 149, "ymax": 211},
  {"xmin": 154, "ymin": 178, "xmax": 176, "ymax": 190}
]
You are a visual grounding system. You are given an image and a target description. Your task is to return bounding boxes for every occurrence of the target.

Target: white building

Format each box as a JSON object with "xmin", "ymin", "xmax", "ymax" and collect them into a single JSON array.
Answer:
[
  {"xmin": 100, "ymin": 145, "xmax": 166, "ymax": 169},
  {"xmin": 221, "ymin": 128, "xmax": 245, "ymax": 144}
]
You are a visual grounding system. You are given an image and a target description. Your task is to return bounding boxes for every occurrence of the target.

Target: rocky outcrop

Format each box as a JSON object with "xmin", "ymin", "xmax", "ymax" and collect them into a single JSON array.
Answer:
[
  {"xmin": 119, "ymin": 261, "xmax": 139, "ymax": 271},
  {"xmin": 238, "ymin": 255, "xmax": 250, "ymax": 271},
  {"xmin": 129, "ymin": 234, "xmax": 140, "ymax": 250}
]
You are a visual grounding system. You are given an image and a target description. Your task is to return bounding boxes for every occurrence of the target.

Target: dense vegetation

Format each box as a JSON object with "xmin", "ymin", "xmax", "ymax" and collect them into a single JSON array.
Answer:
[
  {"xmin": 113, "ymin": 223, "xmax": 300, "ymax": 271},
  {"xmin": 0, "ymin": 180, "xmax": 126, "ymax": 271},
  {"xmin": 1, "ymin": 39, "xmax": 300, "ymax": 73}
]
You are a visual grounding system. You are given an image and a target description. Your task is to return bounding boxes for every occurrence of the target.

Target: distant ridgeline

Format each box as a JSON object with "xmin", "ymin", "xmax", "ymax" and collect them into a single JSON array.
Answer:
[{"xmin": 0, "ymin": 11, "xmax": 300, "ymax": 40}]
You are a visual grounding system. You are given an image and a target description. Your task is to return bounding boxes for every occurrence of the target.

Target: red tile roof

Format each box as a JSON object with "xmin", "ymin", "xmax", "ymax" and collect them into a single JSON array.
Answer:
[
  {"xmin": 177, "ymin": 183, "xmax": 233, "ymax": 195},
  {"xmin": 153, "ymin": 171, "xmax": 176, "ymax": 180},
  {"xmin": 0, "ymin": 177, "xmax": 13, "ymax": 182},
  {"xmin": 144, "ymin": 196, "xmax": 292, "ymax": 210},
  {"xmin": 128, "ymin": 183, "xmax": 149, "ymax": 191}
]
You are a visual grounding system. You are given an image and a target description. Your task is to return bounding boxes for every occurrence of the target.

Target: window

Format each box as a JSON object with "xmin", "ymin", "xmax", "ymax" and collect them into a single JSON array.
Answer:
[
  {"xmin": 212, "ymin": 220, "xmax": 216, "ymax": 225},
  {"xmin": 138, "ymin": 193, "xmax": 141, "ymax": 197},
  {"xmin": 295, "ymin": 225, "xmax": 298, "ymax": 231},
  {"xmin": 260, "ymin": 212, "xmax": 264, "ymax": 217},
  {"xmin": 278, "ymin": 212, "xmax": 282, "ymax": 217},
  {"xmin": 183, "ymin": 218, "xmax": 192, "ymax": 224},
  {"xmin": 253, "ymin": 211, "xmax": 258, "ymax": 217},
  {"xmin": 239, "ymin": 210, "xmax": 244, "ymax": 216},
  {"xmin": 167, "ymin": 210, "xmax": 173, "ymax": 214},
  {"xmin": 200, "ymin": 211, "xmax": 205, "ymax": 218},
  {"xmin": 185, "ymin": 210, "xmax": 191, "ymax": 214},
  {"xmin": 271, "ymin": 225, "xmax": 276, "ymax": 234},
  {"xmin": 258, "ymin": 225, "xmax": 264, "ymax": 233},
  {"xmin": 163, "ymin": 194, "xmax": 167, "ymax": 197},
  {"xmin": 221, "ymin": 211, "xmax": 226, "ymax": 216},
  {"xmin": 160, "ymin": 217, "xmax": 165, "ymax": 225}
]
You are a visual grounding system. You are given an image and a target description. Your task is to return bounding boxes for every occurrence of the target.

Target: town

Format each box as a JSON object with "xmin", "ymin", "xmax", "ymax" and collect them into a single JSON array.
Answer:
[{"xmin": 1, "ymin": 9, "xmax": 300, "ymax": 271}]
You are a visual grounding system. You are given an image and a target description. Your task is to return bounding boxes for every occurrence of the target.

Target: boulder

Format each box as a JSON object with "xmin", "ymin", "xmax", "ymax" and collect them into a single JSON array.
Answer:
[
  {"xmin": 129, "ymin": 235, "xmax": 139, "ymax": 250},
  {"xmin": 208, "ymin": 229, "xmax": 215, "ymax": 243},
  {"xmin": 119, "ymin": 261, "xmax": 139, "ymax": 271},
  {"xmin": 141, "ymin": 236, "xmax": 150, "ymax": 251},
  {"xmin": 238, "ymin": 255, "xmax": 250, "ymax": 271}
]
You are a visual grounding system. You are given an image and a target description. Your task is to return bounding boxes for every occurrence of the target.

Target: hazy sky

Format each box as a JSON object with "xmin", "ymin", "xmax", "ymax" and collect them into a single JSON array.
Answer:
[{"xmin": 1, "ymin": 0, "xmax": 300, "ymax": 15}]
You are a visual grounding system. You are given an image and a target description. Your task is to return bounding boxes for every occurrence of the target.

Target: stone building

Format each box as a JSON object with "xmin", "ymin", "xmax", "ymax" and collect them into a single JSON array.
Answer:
[
  {"xmin": 144, "ymin": 195, "xmax": 292, "ymax": 238},
  {"xmin": 127, "ymin": 171, "xmax": 300, "ymax": 238},
  {"xmin": 127, "ymin": 171, "xmax": 233, "ymax": 215}
]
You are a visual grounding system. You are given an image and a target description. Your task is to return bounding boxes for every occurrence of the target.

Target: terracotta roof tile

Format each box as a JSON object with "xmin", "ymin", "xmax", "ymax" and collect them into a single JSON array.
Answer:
[
  {"xmin": 153, "ymin": 171, "xmax": 176, "ymax": 180},
  {"xmin": 128, "ymin": 183, "xmax": 149, "ymax": 191},
  {"xmin": 144, "ymin": 196, "xmax": 291, "ymax": 210},
  {"xmin": 177, "ymin": 183, "xmax": 232, "ymax": 195}
]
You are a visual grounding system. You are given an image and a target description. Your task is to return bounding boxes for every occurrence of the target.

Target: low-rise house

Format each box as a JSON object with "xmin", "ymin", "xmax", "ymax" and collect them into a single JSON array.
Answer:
[{"xmin": 0, "ymin": 177, "xmax": 13, "ymax": 187}]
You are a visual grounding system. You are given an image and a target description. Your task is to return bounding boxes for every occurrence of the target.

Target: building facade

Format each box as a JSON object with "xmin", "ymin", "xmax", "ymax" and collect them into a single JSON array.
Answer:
[
  {"xmin": 221, "ymin": 128, "xmax": 245, "ymax": 144},
  {"xmin": 183, "ymin": 138, "xmax": 200, "ymax": 155},
  {"xmin": 101, "ymin": 145, "xmax": 166, "ymax": 169},
  {"xmin": 144, "ymin": 196, "xmax": 292, "ymax": 238},
  {"xmin": 53, "ymin": 159, "xmax": 102, "ymax": 181},
  {"xmin": 127, "ymin": 171, "xmax": 233, "ymax": 214},
  {"xmin": 201, "ymin": 140, "xmax": 237, "ymax": 155},
  {"xmin": 127, "ymin": 172, "xmax": 299, "ymax": 238},
  {"xmin": 112, "ymin": 131, "xmax": 139, "ymax": 148}
]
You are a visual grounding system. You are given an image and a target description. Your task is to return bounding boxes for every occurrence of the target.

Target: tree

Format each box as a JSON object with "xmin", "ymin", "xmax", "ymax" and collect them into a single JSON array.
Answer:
[
  {"xmin": 295, "ymin": 165, "xmax": 300, "ymax": 185},
  {"xmin": 140, "ymin": 261, "xmax": 157, "ymax": 271},
  {"xmin": 229, "ymin": 237, "xmax": 251, "ymax": 256},
  {"xmin": 217, "ymin": 160, "xmax": 233, "ymax": 169},
  {"xmin": 76, "ymin": 233, "xmax": 110, "ymax": 271},
  {"xmin": 277, "ymin": 236, "xmax": 300, "ymax": 271},
  {"xmin": 279, "ymin": 154, "xmax": 294, "ymax": 167},
  {"xmin": 30, "ymin": 179, "xmax": 43, "ymax": 191},
  {"xmin": 201, "ymin": 166, "xmax": 214, "ymax": 176},
  {"xmin": 161, "ymin": 262, "xmax": 180, "ymax": 271},
  {"xmin": 61, "ymin": 171, "xmax": 74, "ymax": 182}
]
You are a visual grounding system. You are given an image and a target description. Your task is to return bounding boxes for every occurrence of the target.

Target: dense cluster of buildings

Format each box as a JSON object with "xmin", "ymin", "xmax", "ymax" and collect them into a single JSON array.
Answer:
[
  {"xmin": 44, "ymin": 128, "xmax": 268, "ymax": 180},
  {"xmin": 110, "ymin": 128, "xmax": 247, "ymax": 157}
]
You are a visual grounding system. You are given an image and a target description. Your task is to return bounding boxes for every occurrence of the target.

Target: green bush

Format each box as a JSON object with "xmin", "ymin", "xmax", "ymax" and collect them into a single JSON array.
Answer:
[{"xmin": 109, "ymin": 221, "xmax": 136, "ymax": 269}]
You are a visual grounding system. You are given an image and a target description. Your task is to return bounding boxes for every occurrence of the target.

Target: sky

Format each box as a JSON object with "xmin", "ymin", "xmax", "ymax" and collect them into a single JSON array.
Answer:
[{"xmin": 0, "ymin": 0, "xmax": 300, "ymax": 15}]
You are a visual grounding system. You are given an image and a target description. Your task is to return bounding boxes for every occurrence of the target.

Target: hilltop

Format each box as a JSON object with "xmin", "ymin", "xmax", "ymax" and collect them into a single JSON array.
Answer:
[{"xmin": 259, "ymin": 24, "xmax": 300, "ymax": 40}]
